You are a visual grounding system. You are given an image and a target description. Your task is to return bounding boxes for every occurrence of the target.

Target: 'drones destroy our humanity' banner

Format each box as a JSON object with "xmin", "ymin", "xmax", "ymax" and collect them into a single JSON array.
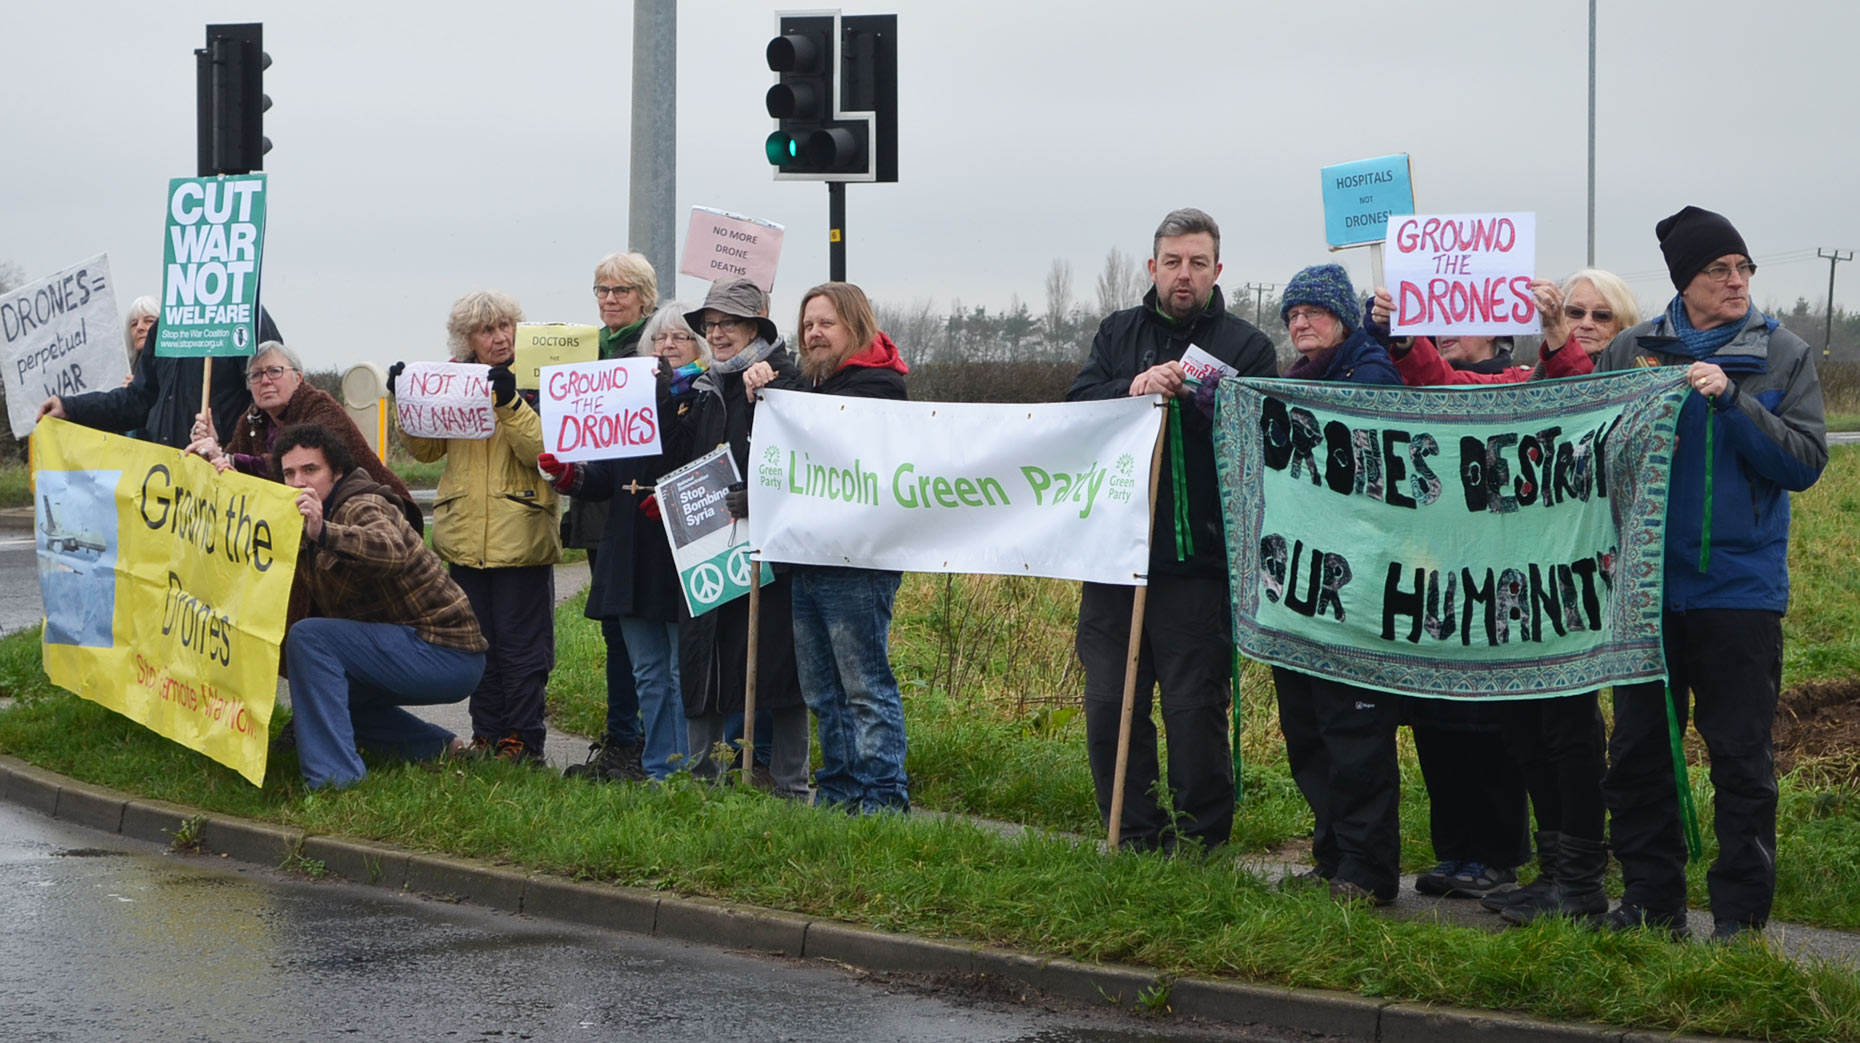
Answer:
[
  {"xmin": 750, "ymin": 392, "xmax": 1163, "ymax": 585},
  {"xmin": 1213, "ymin": 369, "xmax": 1690, "ymax": 700},
  {"xmin": 34, "ymin": 418, "xmax": 302, "ymax": 784}
]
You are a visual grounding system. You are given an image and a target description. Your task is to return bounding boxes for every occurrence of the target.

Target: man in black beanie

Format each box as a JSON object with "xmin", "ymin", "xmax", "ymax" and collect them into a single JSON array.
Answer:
[{"xmin": 1594, "ymin": 206, "xmax": 1827, "ymax": 941}]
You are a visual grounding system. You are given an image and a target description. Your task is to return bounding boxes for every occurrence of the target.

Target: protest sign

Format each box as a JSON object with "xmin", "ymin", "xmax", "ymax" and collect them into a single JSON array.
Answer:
[
  {"xmin": 679, "ymin": 206, "xmax": 785, "ymax": 292},
  {"xmin": 538, "ymin": 357, "xmax": 663, "ymax": 462},
  {"xmin": 394, "ymin": 361, "xmax": 494, "ymax": 439},
  {"xmin": 1179, "ymin": 344, "xmax": 1237, "ymax": 389},
  {"xmin": 34, "ymin": 417, "xmax": 301, "ymax": 785},
  {"xmin": 1385, "ymin": 212, "xmax": 1541, "ymax": 337},
  {"xmin": 750, "ymin": 392, "xmax": 1164, "ymax": 585},
  {"xmin": 658, "ymin": 445, "xmax": 774, "ymax": 615},
  {"xmin": 1212, "ymin": 369, "xmax": 1690, "ymax": 700},
  {"xmin": 1, "ymin": 254, "xmax": 125, "ymax": 438},
  {"xmin": 154, "ymin": 174, "xmax": 267, "ymax": 357},
  {"xmin": 1321, "ymin": 154, "xmax": 1415, "ymax": 249},
  {"xmin": 514, "ymin": 323, "xmax": 600, "ymax": 390}
]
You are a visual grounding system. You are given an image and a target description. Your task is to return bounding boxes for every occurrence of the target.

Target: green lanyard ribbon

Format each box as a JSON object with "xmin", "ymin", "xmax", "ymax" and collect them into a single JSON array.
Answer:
[
  {"xmin": 1167, "ymin": 399, "xmax": 1193, "ymax": 562},
  {"xmin": 1664, "ymin": 683, "xmax": 1705, "ymax": 859}
]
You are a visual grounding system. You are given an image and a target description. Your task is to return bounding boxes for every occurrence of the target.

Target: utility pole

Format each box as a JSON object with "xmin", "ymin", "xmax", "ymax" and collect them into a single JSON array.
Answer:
[
  {"xmin": 1818, "ymin": 249, "xmax": 1853, "ymax": 361},
  {"xmin": 629, "ymin": 0, "xmax": 676, "ymax": 281},
  {"xmin": 1586, "ymin": 0, "xmax": 1596, "ymax": 266},
  {"xmin": 1244, "ymin": 282, "xmax": 1278, "ymax": 326}
]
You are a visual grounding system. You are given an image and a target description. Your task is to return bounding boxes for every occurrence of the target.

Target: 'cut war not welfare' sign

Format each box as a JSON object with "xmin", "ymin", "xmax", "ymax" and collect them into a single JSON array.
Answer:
[
  {"xmin": 1212, "ymin": 369, "xmax": 1691, "ymax": 700},
  {"xmin": 155, "ymin": 175, "xmax": 267, "ymax": 358},
  {"xmin": 1385, "ymin": 212, "xmax": 1540, "ymax": 337},
  {"xmin": 2, "ymin": 254, "xmax": 125, "ymax": 438}
]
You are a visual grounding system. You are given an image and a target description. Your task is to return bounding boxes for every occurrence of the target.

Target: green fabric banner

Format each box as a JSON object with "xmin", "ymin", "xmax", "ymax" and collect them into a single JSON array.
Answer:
[{"xmin": 1213, "ymin": 369, "xmax": 1690, "ymax": 700}]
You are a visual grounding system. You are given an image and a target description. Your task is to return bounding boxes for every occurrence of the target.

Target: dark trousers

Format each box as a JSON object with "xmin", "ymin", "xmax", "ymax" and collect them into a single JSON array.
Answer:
[
  {"xmin": 585, "ymin": 547, "xmax": 640, "ymax": 746},
  {"xmin": 1604, "ymin": 609, "xmax": 1782, "ymax": 925},
  {"xmin": 451, "ymin": 563, "xmax": 556, "ymax": 750},
  {"xmin": 1411, "ymin": 721, "xmax": 1531, "ymax": 867},
  {"xmin": 1078, "ymin": 576, "xmax": 1234, "ymax": 851},
  {"xmin": 1275, "ymin": 668, "xmax": 1402, "ymax": 897},
  {"xmin": 1500, "ymin": 691, "xmax": 1607, "ymax": 844}
]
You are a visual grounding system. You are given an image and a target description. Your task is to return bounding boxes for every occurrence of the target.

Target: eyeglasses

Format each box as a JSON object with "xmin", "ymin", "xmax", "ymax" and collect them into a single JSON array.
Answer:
[
  {"xmin": 652, "ymin": 331, "xmax": 697, "ymax": 343},
  {"xmin": 1699, "ymin": 262, "xmax": 1758, "ymax": 283},
  {"xmin": 703, "ymin": 316, "xmax": 748, "ymax": 334},
  {"xmin": 593, "ymin": 284, "xmax": 636, "ymax": 298},
  {"xmin": 246, "ymin": 365, "xmax": 296, "ymax": 385},
  {"xmin": 1563, "ymin": 306, "xmax": 1615, "ymax": 324},
  {"xmin": 1285, "ymin": 307, "xmax": 1332, "ymax": 326}
]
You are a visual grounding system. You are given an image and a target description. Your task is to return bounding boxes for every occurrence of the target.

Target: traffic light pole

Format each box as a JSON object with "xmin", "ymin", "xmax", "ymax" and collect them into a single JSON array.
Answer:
[{"xmin": 828, "ymin": 181, "xmax": 846, "ymax": 282}]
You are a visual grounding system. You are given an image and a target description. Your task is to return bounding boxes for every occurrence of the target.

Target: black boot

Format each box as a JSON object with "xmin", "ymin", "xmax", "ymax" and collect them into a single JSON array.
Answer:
[
  {"xmin": 1504, "ymin": 834, "xmax": 1608, "ymax": 925},
  {"xmin": 1484, "ymin": 830, "xmax": 1558, "ymax": 913}
]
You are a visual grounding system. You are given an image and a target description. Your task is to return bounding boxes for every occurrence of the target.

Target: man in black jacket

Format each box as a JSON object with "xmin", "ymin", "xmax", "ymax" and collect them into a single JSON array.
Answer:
[{"xmin": 1066, "ymin": 207, "xmax": 1279, "ymax": 851}]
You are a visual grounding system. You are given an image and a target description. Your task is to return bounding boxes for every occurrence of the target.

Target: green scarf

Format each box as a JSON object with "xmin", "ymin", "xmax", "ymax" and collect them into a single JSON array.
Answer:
[{"xmin": 598, "ymin": 317, "xmax": 648, "ymax": 360}]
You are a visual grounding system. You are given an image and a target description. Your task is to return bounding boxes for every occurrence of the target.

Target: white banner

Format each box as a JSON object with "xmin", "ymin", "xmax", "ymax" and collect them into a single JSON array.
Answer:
[
  {"xmin": 1385, "ymin": 211, "xmax": 1540, "ymax": 337},
  {"xmin": 394, "ymin": 361, "xmax": 493, "ymax": 439},
  {"xmin": 749, "ymin": 392, "xmax": 1164, "ymax": 585},
  {"xmin": 3, "ymin": 254, "xmax": 125, "ymax": 438},
  {"xmin": 538, "ymin": 357, "xmax": 663, "ymax": 462}
]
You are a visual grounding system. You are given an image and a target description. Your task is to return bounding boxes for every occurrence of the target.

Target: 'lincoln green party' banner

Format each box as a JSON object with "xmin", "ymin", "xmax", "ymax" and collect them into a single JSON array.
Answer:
[{"xmin": 1214, "ymin": 368, "xmax": 1690, "ymax": 700}]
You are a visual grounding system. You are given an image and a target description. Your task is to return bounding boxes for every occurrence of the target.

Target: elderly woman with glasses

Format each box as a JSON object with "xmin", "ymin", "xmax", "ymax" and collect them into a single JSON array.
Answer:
[{"xmin": 1368, "ymin": 270, "xmax": 1642, "ymax": 386}]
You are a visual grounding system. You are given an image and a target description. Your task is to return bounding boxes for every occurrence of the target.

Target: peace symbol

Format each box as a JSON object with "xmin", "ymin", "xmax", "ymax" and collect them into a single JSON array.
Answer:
[{"xmin": 690, "ymin": 562, "xmax": 725, "ymax": 604}]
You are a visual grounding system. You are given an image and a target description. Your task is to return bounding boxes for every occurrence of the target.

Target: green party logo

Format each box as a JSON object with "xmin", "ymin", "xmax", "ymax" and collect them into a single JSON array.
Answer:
[{"xmin": 758, "ymin": 443, "xmax": 785, "ymax": 488}]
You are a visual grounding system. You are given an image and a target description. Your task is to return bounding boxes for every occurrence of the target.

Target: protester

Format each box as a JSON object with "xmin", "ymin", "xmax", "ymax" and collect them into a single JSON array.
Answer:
[
  {"xmin": 271, "ymin": 423, "xmax": 485, "ymax": 789},
  {"xmin": 559, "ymin": 253, "xmax": 659, "ymax": 782},
  {"xmin": 122, "ymin": 296, "xmax": 157, "ymax": 386},
  {"xmin": 677, "ymin": 279, "xmax": 810, "ymax": 798},
  {"xmin": 395, "ymin": 291, "xmax": 560, "ymax": 762},
  {"xmin": 1263, "ymin": 263, "xmax": 1406, "ymax": 903},
  {"xmin": 783, "ymin": 282, "xmax": 912, "ymax": 812},
  {"xmin": 1598, "ymin": 206, "xmax": 1827, "ymax": 940},
  {"xmin": 39, "ymin": 310, "xmax": 279, "ymax": 448},
  {"xmin": 1065, "ymin": 208, "xmax": 1277, "ymax": 852},
  {"xmin": 540, "ymin": 307, "xmax": 695, "ymax": 783},
  {"xmin": 1374, "ymin": 270, "xmax": 1640, "ymax": 386}
]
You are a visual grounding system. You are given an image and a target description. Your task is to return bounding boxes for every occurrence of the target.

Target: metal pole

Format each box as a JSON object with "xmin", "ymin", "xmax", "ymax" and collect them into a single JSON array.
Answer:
[
  {"xmin": 629, "ymin": 0, "xmax": 676, "ymax": 281},
  {"xmin": 1818, "ymin": 249, "xmax": 1854, "ymax": 361},
  {"xmin": 828, "ymin": 181, "xmax": 846, "ymax": 282},
  {"xmin": 1586, "ymin": 0, "xmax": 1597, "ymax": 267}
]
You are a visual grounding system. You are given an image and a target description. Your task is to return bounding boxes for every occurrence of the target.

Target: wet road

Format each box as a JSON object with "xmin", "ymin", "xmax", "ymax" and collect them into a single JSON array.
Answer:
[
  {"xmin": 0, "ymin": 530, "xmax": 41, "ymax": 637},
  {"xmin": 0, "ymin": 803, "xmax": 1314, "ymax": 1043}
]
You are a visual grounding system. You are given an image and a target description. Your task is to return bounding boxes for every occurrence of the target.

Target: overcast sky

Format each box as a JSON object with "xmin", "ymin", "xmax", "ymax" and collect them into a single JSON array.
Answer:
[{"xmin": 5, "ymin": 0, "xmax": 1858, "ymax": 373}]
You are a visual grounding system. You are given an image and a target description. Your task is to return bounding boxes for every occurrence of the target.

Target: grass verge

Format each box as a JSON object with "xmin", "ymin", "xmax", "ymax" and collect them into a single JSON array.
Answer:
[{"xmin": 0, "ymin": 462, "xmax": 28, "ymax": 509}]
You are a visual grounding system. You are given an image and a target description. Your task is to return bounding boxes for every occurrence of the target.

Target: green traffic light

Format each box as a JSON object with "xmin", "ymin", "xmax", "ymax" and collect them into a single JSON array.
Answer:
[{"xmin": 765, "ymin": 131, "xmax": 797, "ymax": 166}]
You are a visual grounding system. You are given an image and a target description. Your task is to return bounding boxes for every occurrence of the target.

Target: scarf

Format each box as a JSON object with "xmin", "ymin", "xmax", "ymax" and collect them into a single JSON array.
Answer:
[
  {"xmin": 710, "ymin": 336, "xmax": 776, "ymax": 376},
  {"xmin": 1664, "ymin": 296, "xmax": 1751, "ymax": 360},
  {"xmin": 669, "ymin": 358, "xmax": 708, "ymax": 397},
  {"xmin": 1282, "ymin": 346, "xmax": 1338, "ymax": 381}
]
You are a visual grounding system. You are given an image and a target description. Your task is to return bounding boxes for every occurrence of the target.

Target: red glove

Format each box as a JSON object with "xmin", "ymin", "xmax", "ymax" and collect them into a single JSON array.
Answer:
[
  {"xmin": 537, "ymin": 452, "xmax": 575, "ymax": 492},
  {"xmin": 639, "ymin": 493, "xmax": 662, "ymax": 522}
]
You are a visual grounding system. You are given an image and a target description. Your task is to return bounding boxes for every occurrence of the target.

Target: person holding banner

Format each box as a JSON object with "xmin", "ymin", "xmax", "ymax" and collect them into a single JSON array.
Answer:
[
  {"xmin": 1066, "ymin": 208, "xmax": 1277, "ymax": 852},
  {"xmin": 122, "ymin": 296, "xmax": 158, "ymax": 385},
  {"xmin": 1371, "ymin": 270, "xmax": 1640, "ymax": 387},
  {"xmin": 677, "ymin": 279, "xmax": 810, "ymax": 797},
  {"xmin": 1597, "ymin": 207, "xmax": 1827, "ymax": 941},
  {"xmin": 559, "ymin": 253, "xmax": 659, "ymax": 783},
  {"xmin": 271, "ymin": 423, "xmax": 486, "ymax": 789},
  {"xmin": 399, "ymin": 291, "xmax": 560, "ymax": 762}
]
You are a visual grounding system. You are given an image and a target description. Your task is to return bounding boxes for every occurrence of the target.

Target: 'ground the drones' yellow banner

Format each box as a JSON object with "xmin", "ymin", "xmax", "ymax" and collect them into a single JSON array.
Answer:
[{"xmin": 32, "ymin": 418, "xmax": 301, "ymax": 785}]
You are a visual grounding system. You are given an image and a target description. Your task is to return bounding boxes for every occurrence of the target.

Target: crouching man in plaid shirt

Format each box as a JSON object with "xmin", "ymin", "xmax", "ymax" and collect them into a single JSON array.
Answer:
[{"xmin": 273, "ymin": 423, "xmax": 489, "ymax": 788}]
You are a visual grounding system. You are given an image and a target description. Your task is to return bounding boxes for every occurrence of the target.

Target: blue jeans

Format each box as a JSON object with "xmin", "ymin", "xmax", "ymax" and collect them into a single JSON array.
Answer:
[
  {"xmin": 790, "ymin": 566, "xmax": 908, "ymax": 812},
  {"xmin": 618, "ymin": 617, "xmax": 687, "ymax": 780},
  {"xmin": 286, "ymin": 619, "xmax": 485, "ymax": 789},
  {"xmin": 601, "ymin": 617, "xmax": 641, "ymax": 746}
]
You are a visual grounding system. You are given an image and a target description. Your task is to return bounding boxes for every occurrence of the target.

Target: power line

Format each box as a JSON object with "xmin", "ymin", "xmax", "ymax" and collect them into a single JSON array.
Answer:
[{"xmin": 1817, "ymin": 248, "xmax": 1854, "ymax": 360}]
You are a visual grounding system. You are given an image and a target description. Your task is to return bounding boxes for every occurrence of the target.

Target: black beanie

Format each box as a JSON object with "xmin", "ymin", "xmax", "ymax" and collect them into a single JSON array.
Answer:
[{"xmin": 1656, "ymin": 206, "xmax": 1749, "ymax": 291}]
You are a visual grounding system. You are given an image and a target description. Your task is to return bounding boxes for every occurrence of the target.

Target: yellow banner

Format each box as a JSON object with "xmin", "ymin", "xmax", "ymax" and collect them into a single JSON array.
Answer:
[
  {"xmin": 33, "ymin": 418, "xmax": 302, "ymax": 785},
  {"xmin": 514, "ymin": 323, "xmax": 600, "ymax": 389}
]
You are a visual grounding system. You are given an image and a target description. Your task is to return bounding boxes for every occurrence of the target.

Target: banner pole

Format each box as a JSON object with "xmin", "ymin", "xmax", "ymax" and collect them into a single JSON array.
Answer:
[
  {"xmin": 1107, "ymin": 399, "xmax": 1171, "ymax": 851},
  {"xmin": 199, "ymin": 357, "xmax": 213, "ymax": 440},
  {"xmin": 740, "ymin": 554, "xmax": 762, "ymax": 789},
  {"xmin": 1369, "ymin": 242, "xmax": 1386, "ymax": 293}
]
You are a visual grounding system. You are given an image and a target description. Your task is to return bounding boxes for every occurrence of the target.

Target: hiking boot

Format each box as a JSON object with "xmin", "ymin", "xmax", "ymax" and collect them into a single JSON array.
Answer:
[
  {"xmin": 1483, "ymin": 831, "xmax": 1560, "ymax": 912},
  {"xmin": 493, "ymin": 735, "xmax": 543, "ymax": 765},
  {"xmin": 270, "ymin": 718, "xmax": 297, "ymax": 753},
  {"xmin": 1710, "ymin": 919, "xmax": 1763, "ymax": 944},
  {"xmin": 1329, "ymin": 879, "xmax": 1395, "ymax": 907},
  {"xmin": 1437, "ymin": 862, "xmax": 1516, "ymax": 899},
  {"xmin": 749, "ymin": 762, "xmax": 777, "ymax": 792},
  {"xmin": 564, "ymin": 739, "xmax": 645, "ymax": 782},
  {"xmin": 1280, "ymin": 866, "xmax": 1332, "ymax": 893},
  {"xmin": 1504, "ymin": 835, "xmax": 1609, "ymax": 926},
  {"xmin": 1600, "ymin": 902, "xmax": 1690, "ymax": 939},
  {"xmin": 1414, "ymin": 861, "xmax": 1462, "ymax": 896}
]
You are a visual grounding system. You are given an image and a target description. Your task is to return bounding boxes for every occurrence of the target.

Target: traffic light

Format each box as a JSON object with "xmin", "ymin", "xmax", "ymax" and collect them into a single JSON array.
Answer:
[
  {"xmin": 196, "ymin": 22, "xmax": 271, "ymax": 177},
  {"xmin": 764, "ymin": 12, "xmax": 896, "ymax": 182}
]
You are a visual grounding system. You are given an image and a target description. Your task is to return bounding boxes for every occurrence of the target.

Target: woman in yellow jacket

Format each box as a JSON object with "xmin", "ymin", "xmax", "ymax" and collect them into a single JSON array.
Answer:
[{"xmin": 398, "ymin": 290, "xmax": 561, "ymax": 760}]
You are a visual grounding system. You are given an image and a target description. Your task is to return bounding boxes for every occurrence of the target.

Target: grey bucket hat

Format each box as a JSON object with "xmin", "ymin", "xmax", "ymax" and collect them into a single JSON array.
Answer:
[{"xmin": 685, "ymin": 278, "xmax": 779, "ymax": 344}]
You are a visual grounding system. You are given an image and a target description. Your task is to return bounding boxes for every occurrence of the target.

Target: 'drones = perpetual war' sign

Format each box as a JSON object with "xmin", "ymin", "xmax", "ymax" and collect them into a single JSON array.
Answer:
[
  {"xmin": 1386, "ymin": 212, "xmax": 1540, "ymax": 337},
  {"xmin": 2, "ymin": 254, "xmax": 125, "ymax": 438},
  {"xmin": 750, "ymin": 392, "xmax": 1164, "ymax": 585},
  {"xmin": 33, "ymin": 417, "xmax": 301, "ymax": 785},
  {"xmin": 658, "ymin": 445, "xmax": 774, "ymax": 616},
  {"xmin": 394, "ymin": 362, "xmax": 494, "ymax": 439},
  {"xmin": 155, "ymin": 175, "xmax": 267, "ymax": 357},
  {"xmin": 1212, "ymin": 369, "xmax": 1691, "ymax": 700},
  {"xmin": 538, "ymin": 357, "xmax": 663, "ymax": 463}
]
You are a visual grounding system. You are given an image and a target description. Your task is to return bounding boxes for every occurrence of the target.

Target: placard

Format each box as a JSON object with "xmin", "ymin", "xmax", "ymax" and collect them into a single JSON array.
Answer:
[
  {"xmin": 394, "ymin": 361, "xmax": 494, "ymax": 440},
  {"xmin": 514, "ymin": 323, "xmax": 600, "ymax": 390},
  {"xmin": 678, "ymin": 206, "xmax": 785, "ymax": 292},
  {"xmin": 659, "ymin": 445, "xmax": 773, "ymax": 615},
  {"xmin": 154, "ymin": 174, "xmax": 267, "ymax": 357},
  {"xmin": 1321, "ymin": 154, "xmax": 1415, "ymax": 249},
  {"xmin": 1386, "ymin": 212, "xmax": 1541, "ymax": 337},
  {"xmin": 1179, "ymin": 344, "xmax": 1238, "ymax": 388},
  {"xmin": 2, "ymin": 253, "xmax": 125, "ymax": 437},
  {"xmin": 538, "ymin": 357, "xmax": 663, "ymax": 463}
]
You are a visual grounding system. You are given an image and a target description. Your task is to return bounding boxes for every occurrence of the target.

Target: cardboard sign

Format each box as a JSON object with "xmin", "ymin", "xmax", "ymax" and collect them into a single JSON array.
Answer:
[
  {"xmin": 1385, "ymin": 212, "xmax": 1541, "ymax": 337},
  {"xmin": 154, "ymin": 175, "xmax": 267, "ymax": 357},
  {"xmin": 1321, "ymin": 154, "xmax": 1415, "ymax": 249},
  {"xmin": 514, "ymin": 323, "xmax": 600, "ymax": 390},
  {"xmin": 679, "ymin": 206, "xmax": 785, "ymax": 292},
  {"xmin": 394, "ymin": 361, "xmax": 494, "ymax": 439},
  {"xmin": 1179, "ymin": 345, "xmax": 1237, "ymax": 389},
  {"xmin": 538, "ymin": 357, "xmax": 663, "ymax": 463},
  {"xmin": 659, "ymin": 445, "xmax": 773, "ymax": 616},
  {"xmin": 2, "ymin": 253, "xmax": 126, "ymax": 437}
]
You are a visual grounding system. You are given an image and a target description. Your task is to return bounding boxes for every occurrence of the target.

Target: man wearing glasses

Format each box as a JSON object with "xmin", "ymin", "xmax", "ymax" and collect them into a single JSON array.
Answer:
[{"xmin": 1597, "ymin": 206, "xmax": 1827, "ymax": 941}]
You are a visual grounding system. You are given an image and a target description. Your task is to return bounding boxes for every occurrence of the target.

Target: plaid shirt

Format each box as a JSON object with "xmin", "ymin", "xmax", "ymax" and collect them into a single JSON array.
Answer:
[{"xmin": 297, "ymin": 472, "xmax": 487, "ymax": 653}]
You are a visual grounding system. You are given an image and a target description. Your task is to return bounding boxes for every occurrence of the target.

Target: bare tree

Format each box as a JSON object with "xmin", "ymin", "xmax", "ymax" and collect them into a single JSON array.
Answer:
[
  {"xmin": 0, "ymin": 260, "xmax": 22, "ymax": 294},
  {"xmin": 1093, "ymin": 246, "xmax": 1152, "ymax": 316},
  {"xmin": 874, "ymin": 298, "xmax": 943, "ymax": 364},
  {"xmin": 1042, "ymin": 258, "xmax": 1072, "ymax": 352}
]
